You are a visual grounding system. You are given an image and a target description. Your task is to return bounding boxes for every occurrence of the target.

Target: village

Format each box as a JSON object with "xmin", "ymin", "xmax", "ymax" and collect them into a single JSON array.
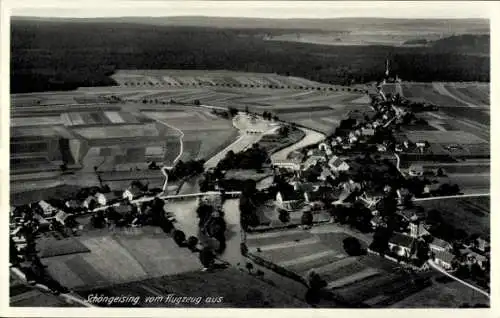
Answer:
[{"xmin": 9, "ymin": 61, "xmax": 490, "ymax": 307}]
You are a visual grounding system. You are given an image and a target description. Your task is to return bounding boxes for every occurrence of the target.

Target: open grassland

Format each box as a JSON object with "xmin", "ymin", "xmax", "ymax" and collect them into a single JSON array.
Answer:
[{"xmin": 417, "ymin": 196, "xmax": 490, "ymax": 236}]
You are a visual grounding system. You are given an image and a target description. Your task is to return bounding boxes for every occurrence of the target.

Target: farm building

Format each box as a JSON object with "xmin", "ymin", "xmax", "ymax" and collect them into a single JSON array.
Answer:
[
  {"xmin": 96, "ymin": 192, "xmax": 121, "ymax": 206},
  {"xmin": 38, "ymin": 200, "xmax": 59, "ymax": 217},
  {"xmin": 388, "ymin": 232, "xmax": 416, "ymax": 258},
  {"xmin": 328, "ymin": 156, "xmax": 350, "ymax": 172},
  {"xmin": 429, "ymin": 237, "xmax": 452, "ymax": 253},
  {"xmin": 476, "ymin": 237, "xmax": 490, "ymax": 253},
  {"xmin": 276, "ymin": 190, "xmax": 305, "ymax": 211},
  {"xmin": 361, "ymin": 127, "xmax": 375, "ymax": 136},
  {"xmin": 123, "ymin": 185, "xmax": 144, "ymax": 201},
  {"xmin": 302, "ymin": 157, "xmax": 323, "ymax": 171},
  {"xmin": 82, "ymin": 196, "xmax": 97, "ymax": 210},
  {"xmin": 408, "ymin": 164, "xmax": 424, "ymax": 177},
  {"xmin": 65, "ymin": 200, "xmax": 81, "ymax": 210},
  {"xmin": 306, "ymin": 149, "xmax": 327, "ymax": 163},
  {"xmin": 433, "ymin": 250, "xmax": 454, "ymax": 270}
]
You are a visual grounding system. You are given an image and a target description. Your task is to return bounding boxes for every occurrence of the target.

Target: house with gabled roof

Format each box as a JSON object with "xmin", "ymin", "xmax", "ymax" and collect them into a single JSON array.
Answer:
[
  {"xmin": 328, "ymin": 156, "xmax": 350, "ymax": 172},
  {"xmin": 388, "ymin": 232, "xmax": 417, "ymax": 258},
  {"xmin": 96, "ymin": 192, "xmax": 121, "ymax": 206},
  {"xmin": 276, "ymin": 189, "xmax": 305, "ymax": 211},
  {"xmin": 433, "ymin": 250, "xmax": 454, "ymax": 270},
  {"xmin": 123, "ymin": 183, "xmax": 144, "ymax": 201}
]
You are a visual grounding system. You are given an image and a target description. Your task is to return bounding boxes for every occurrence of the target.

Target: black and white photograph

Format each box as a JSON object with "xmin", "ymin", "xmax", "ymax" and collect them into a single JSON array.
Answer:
[{"xmin": 2, "ymin": 0, "xmax": 497, "ymax": 313}]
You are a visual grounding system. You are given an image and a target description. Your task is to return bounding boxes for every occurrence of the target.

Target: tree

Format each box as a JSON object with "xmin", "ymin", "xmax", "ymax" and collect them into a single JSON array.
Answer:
[
  {"xmin": 245, "ymin": 262, "xmax": 254, "ymax": 274},
  {"xmin": 343, "ymin": 237, "xmax": 364, "ymax": 256},
  {"xmin": 186, "ymin": 236, "xmax": 199, "ymax": 252},
  {"xmin": 416, "ymin": 241, "xmax": 430, "ymax": 264},
  {"xmin": 370, "ymin": 227, "xmax": 392, "ymax": 254},
  {"xmin": 199, "ymin": 247, "xmax": 216, "ymax": 269},
  {"xmin": 301, "ymin": 211, "xmax": 313, "ymax": 226},
  {"xmin": 278, "ymin": 210, "xmax": 290, "ymax": 223},
  {"xmin": 173, "ymin": 230, "xmax": 186, "ymax": 247}
]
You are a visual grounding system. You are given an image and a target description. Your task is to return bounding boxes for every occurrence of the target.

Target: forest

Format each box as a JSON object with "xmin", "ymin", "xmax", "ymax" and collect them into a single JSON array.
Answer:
[{"xmin": 11, "ymin": 19, "xmax": 490, "ymax": 93}]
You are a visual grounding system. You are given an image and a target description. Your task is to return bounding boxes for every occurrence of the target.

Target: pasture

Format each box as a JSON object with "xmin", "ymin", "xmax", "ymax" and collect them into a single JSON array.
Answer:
[
  {"xmin": 391, "ymin": 279, "xmax": 489, "ymax": 308},
  {"xmin": 417, "ymin": 196, "xmax": 490, "ymax": 236}
]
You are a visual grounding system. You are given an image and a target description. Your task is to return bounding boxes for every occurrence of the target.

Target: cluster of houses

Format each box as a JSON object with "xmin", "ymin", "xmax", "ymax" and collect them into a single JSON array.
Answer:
[{"xmin": 269, "ymin": 80, "xmax": 489, "ymax": 274}]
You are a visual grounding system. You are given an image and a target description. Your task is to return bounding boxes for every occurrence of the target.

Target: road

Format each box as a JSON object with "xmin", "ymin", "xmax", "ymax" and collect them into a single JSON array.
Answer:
[
  {"xmin": 10, "ymin": 267, "xmax": 95, "ymax": 307},
  {"xmin": 413, "ymin": 193, "xmax": 489, "ymax": 202},
  {"xmin": 427, "ymin": 260, "xmax": 490, "ymax": 299}
]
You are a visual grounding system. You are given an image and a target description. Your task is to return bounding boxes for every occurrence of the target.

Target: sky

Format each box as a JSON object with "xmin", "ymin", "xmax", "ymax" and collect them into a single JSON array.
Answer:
[{"xmin": 6, "ymin": 1, "xmax": 493, "ymax": 19}]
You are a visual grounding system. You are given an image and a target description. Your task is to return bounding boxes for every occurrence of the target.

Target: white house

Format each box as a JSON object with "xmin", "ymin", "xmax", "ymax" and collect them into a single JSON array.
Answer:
[
  {"xmin": 361, "ymin": 127, "xmax": 375, "ymax": 136},
  {"xmin": 96, "ymin": 192, "xmax": 120, "ymax": 206},
  {"xmin": 430, "ymin": 237, "xmax": 452, "ymax": 253},
  {"xmin": 434, "ymin": 250, "xmax": 455, "ymax": 270},
  {"xmin": 318, "ymin": 142, "xmax": 332, "ymax": 156},
  {"xmin": 388, "ymin": 232, "xmax": 416, "ymax": 258},
  {"xmin": 408, "ymin": 164, "xmax": 424, "ymax": 177},
  {"xmin": 38, "ymin": 200, "xmax": 59, "ymax": 217},
  {"xmin": 123, "ymin": 185, "xmax": 143, "ymax": 201},
  {"xmin": 328, "ymin": 156, "xmax": 349, "ymax": 172},
  {"xmin": 82, "ymin": 196, "xmax": 97, "ymax": 209}
]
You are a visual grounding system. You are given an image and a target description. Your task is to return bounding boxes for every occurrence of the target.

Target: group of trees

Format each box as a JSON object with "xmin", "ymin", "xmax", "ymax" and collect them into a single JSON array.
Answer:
[
  {"xmin": 217, "ymin": 144, "xmax": 270, "ymax": 171},
  {"xmin": 261, "ymin": 111, "xmax": 278, "ymax": 121},
  {"xmin": 239, "ymin": 180, "xmax": 261, "ymax": 232},
  {"xmin": 330, "ymin": 202, "xmax": 373, "ymax": 233},
  {"xmin": 196, "ymin": 203, "xmax": 227, "ymax": 253},
  {"xmin": 168, "ymin": 159, "xmax": 206, "ymax": 181},
  {"xmin": 11, "ymin": 20, "xmax": 489, "ymax": 94}
]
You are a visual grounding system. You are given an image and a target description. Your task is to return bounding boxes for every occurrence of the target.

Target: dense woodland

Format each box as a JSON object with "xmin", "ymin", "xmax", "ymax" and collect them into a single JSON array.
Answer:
[{"xmin": 11, "ymin": 19, "xmax": 490, "ymax": 93}]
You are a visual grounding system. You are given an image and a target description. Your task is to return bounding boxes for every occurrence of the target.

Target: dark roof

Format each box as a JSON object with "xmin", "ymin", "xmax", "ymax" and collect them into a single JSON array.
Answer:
[
  {"xmin": 279, "ymin": 190, "xmax": 304, "ymax": 202},
  {"xmin": 389, "ymin": 232, "xmax": 415, "ymax": 249},
  {"xmin": 329, "ymin": 157, "xmax": 344, "ymax": 168}
]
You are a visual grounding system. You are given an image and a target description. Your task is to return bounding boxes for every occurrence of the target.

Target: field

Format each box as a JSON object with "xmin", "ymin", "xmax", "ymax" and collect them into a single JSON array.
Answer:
[
  {"xmin": 112, "ymin": 69, "xmax": 332, "ymax": 90},
  {"xmin": 391, "ymin": 279, "xmax": 489, "ymax": 308},
  {"xmin": 108, "ymin": 70, "xmax": 370, "ymax": 134},
  {"xmin": 42, "ymin": 227, "xmax": 203, "ymax": 290},
  {"xmin": 76, "ymin": 267, "xmax": 307, "ymax": 308},
  {"xmin": 246, "ymin": 227, "xmax": 448, "ymax": 307},
  {"xmin": 417, "ymin": 196, "xmax": 490, "ymax": 236}
]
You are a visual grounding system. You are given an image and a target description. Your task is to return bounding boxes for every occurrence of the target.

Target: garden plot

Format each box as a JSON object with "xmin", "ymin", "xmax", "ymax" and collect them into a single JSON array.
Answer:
[
  {"xmin": 402, "ymin": 83, "xmax": 466, "ymax": 107},
  {"xmin": 11, "ymin": 116, "xmax": 62, "ymax": 127},
  {"xmin": 417, "ymin": 196, "xmax": 490, "ymax": 236},
  {"xmin": 405, "ymin": 130, "xmax": 487, "ymax": 144}
]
